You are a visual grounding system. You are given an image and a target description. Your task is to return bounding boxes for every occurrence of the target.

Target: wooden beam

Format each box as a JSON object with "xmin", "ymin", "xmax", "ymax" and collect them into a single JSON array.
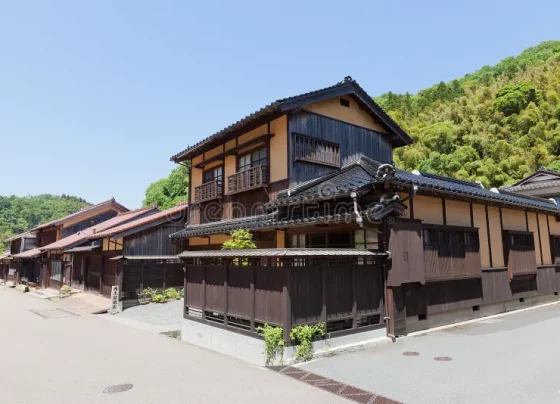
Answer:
[
  {"xmin": 250, "ymin": 266, "xmax": 256, "ymax": 332},
  {"xmin": 223, "ymin": 265, "xmax": 229, "ymax": 326},
  {"xmin": 193, "ymin": 133, "xmax": 275, "ymax": 168},
  {"xmin": 283, "ymin": 265, "xmax": 292, "ymax": 343}
]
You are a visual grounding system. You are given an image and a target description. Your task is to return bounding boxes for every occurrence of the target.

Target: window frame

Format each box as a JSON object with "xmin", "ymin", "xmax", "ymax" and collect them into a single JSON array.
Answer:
[{"xmin": 237, "ymin": 147, "xmax": 268, "ymax": 172}]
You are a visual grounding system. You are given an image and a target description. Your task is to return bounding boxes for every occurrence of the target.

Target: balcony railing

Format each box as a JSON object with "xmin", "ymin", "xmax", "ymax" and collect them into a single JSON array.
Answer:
[
  {"xmin": 194, "ymin": 179, "xmax": 222, "ymax": 203},
  {"xmin": 227, "ymin": 165, "xmax": 269, "ymax": 195}
]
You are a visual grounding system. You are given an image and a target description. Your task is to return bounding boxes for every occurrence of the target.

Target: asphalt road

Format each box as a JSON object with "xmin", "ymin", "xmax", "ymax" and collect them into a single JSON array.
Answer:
[
  {"xmin": 0, "ymin": 286, "xmax": 348, "ymax": 404},
  {"xmin": 301, "ymin": 302, "xmax": 560, "ymax": 404}
]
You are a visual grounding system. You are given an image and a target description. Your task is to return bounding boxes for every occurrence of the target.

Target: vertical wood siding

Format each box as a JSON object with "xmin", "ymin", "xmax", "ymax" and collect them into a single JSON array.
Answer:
[
  {"xmin": 288, "ymin": 110, "xmax": 392, "ymax": 186},
  {"xmin": 123, "ymin": 223, "xmax": 185, "ymax": 256}
]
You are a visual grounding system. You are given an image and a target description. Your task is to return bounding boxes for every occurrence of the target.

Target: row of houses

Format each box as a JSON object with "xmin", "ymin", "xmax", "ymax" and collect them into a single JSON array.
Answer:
[
  {"xmin": 1, "ymin": 198, "xmax": 188, "ymax": 308},
  {"xmin": 3, "ymin": 76, "xmax": 560, "ymax": 364}
]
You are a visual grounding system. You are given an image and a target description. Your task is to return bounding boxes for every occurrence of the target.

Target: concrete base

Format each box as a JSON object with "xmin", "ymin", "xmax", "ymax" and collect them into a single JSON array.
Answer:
[
  {"xmin": 180, "ymin": 317, "xmax": 390, "ymax": 366},
  {"xmin": 406, "ymin": 293, "xmax": 560, "ymax": 333}
]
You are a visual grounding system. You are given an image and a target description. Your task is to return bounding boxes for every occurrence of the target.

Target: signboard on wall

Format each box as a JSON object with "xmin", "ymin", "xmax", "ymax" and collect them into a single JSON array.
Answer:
[{"xmin": 110, "ymin": 286, "xmax": 120, "ymax": 315}]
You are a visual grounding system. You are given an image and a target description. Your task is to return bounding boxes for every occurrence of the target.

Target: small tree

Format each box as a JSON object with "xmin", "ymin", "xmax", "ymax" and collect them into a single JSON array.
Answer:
[
  {"xmin": 222, "ymin": 229, "xmax": 256, "ymax": 266},
  {"xmin": 222, "ymin": 229, "xmax": 256, "ymax": 250}
]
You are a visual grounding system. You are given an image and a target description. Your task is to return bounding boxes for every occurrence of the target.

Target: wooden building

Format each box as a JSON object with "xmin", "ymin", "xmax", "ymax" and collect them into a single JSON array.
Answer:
[
  {"xmin": 169, "ymin": 77, "xmax": 560, "ymax": 364},
  {"xmin": 91, "ymin": 203, "xmax": 188, "ymax": 306},
  {"xmin": 3, "ymin": 198, "xmax": 129, "ymax": 287},
  {"xmin": 0, "ymin": 251, "xmax": 10, "ymax": 283},
  {"xmin": 40, "ymin": 206, "xmax": 159, "ymax": 292},
  {"xmin": 4, "ymin": 232, "xmax": 39, "ymax": 284},
  {"xmin": 502, "ymin": 166, "xmax": 560, "ymax": 203}
]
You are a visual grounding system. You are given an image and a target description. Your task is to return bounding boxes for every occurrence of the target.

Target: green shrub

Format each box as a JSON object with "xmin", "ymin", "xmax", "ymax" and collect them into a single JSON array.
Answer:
[
  {"xmin": 164, "ymin": 288, "xmax": 180, "ymax": 300},
  {"xmin": 152, "ymin": 294, "xmax": 166, "ymax": 303},
  {"xmin": 256, "ymin": 324, "xmax": 284, "ymax": 365},
  {"xmin": 290, "ymin": 323, "xmax": 325, "ymax": 362},
  {"xmin": 179, "ymin": 288, "xmax": 184, "ymax": 297},
  {"xmin": 142, "ymin": 287, "xmax": 154, "ymax": 298},
  {"xmin": 59, "ymin": 285, "xmax": 72, "ymax": 294}
]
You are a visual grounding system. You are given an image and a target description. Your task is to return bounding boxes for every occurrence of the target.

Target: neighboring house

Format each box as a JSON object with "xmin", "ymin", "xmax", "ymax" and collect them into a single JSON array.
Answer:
[
  {"xmin": 1, "ymin": 250, "xmax": 11, "ymax": 283},
  {"xmin": 3, "ymin": 232, "xmax": 38, "ymax": 284},
  {"xmin": 501, "ymin": 166, "xmax": 560, "ymax": 204},
  {"xmin": 169, "ymin": 77, "xmax": 560, "ymax": 365},
  {"xmin": 40, "ymin": 206, "xmax": 159, "ymax": 293},
  {"xmin": 89, "ymin": 203, "xmax": 188, "ymax": 307},
  {"xmin": 6, "ymin": 198, "xmax": 129, "ymax": 287}
]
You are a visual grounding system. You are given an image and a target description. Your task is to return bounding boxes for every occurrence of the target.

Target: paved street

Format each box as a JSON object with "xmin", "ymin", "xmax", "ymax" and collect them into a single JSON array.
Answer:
[
  {"xmin": 301, "ymin": 302, "xmax": 560, "ymax": 404},
  {"xmin": 0, "ymin": 286, "xmax": 347, "ymax": 404}
]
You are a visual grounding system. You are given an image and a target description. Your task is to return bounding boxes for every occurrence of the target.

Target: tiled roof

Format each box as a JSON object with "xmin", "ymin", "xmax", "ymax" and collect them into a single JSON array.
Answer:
[
  {"xmin": 170, "ymin": 77, "xmax": 413, "ymax": 162},
  {"xmin": 12, "ymin": 248, "xmax": 44, "ymax": 259},
  {"xmin": 40, "ymin": 206, "xmax": 159, "ymax": 251},
  {"xmin": 170, "ymin": 213, "xmax": 277, "ymax": 238},
  {"xmin": 272, "ymin": 157, "xmax": 560, "ymax": 214},
  {"xmin": 509, "ymin": 166, "xmax": 560, "ymax": 187},
  {"xmin": 179, "ymin": 248, "xmax": 386, "ymax": 258},
  {"xmin": 170, "ymin": 211, "xmax": 365, "ymax": 238},
  {"xmin": 91, "ymin": 203, "xmax": 188, "ymax": 239},
  {"xmin": 502, "ymin": 179, "xmax": 560, "ymax": 193},
  {"xmin": 3, "ymin": 231, "xmax": 36, "ymax": 243},
  {"xmin": 31, "ymin": 198, "xmax": 129, "ymax": 231}
]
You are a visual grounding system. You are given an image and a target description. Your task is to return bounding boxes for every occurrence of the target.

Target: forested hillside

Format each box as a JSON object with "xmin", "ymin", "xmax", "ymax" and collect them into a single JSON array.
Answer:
[
  {"xmin": 375, "ymin": 40, "xmax": 560, "ymax": 188},
  {"xmin": 0, "ymin": 195, "xmax": 90, "ymax": 245},
  {"xmin": 143, "ymin": 165, "xmax": 189, "ymax": 209}
]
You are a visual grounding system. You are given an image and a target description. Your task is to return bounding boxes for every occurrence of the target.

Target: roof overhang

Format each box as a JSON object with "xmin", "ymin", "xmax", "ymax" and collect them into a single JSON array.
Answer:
[
  {"xmin": 178, "ymin": 248, "xmax": 387, "ymax": 258},
  {"xmin": 170, "ymin": 78, "xmax": 413, "ymax": 163},
  {"xmin": 63, "ymin": 245, "xmax": 101, "ymax": 253}
]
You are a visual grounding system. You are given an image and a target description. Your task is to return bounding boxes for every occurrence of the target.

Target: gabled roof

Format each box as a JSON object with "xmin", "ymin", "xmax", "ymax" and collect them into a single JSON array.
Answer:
[
  {"xmin": 40, "ymin": 206, "xmax": 159, "ymax": 251},
  {"xmin": 270, "ymin": 157, "xmax": 560, "ymax": 214},
  {"xmin": 170, "ymin": 77, "xmax": 413, "ymax": 162},
  {"xmin": 31, "ymin": 198, "xmax": 129, "ymax": 232},
  {"xmin": 90, "ymin": 203, "xmax": 188, "ymax": 240},
  {"xmin": 3, "ymin": 231, "xmax": 36, "ymax": 243},
  {"xmin": 12, "ymin": 248, "xmax": 44, "ymax": 259},
  {"xmin": 509, "ymin": 166, "xmax": 560, "ymax": 187}
]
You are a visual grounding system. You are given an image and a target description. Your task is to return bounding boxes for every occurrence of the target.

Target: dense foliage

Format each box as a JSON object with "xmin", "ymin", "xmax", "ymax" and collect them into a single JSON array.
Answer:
[
  {"xmin": 143, "ymin": 164, "xmax": 189, "ymax": 209},
  {"xmin": 0, "ymin": 194, "xmax": 90, "ymax": 246},
  {"xmin": 376, "ymin": 40, "xmax": 560, "ymax": 188}
]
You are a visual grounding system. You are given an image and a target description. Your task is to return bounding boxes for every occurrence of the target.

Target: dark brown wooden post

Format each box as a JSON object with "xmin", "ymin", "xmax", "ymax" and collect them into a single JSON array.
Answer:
[
  {"xmin": 282, "ymin": 262, "xmax": 292, "ymax": 343},
  {"xmin": 352, "ymin": 262, "xmax": 358, "ymax": 329},
  {"xmin": 250, "ymin": 265, "xmax": 256, "ymax": 332},
  {"xmin": 140, "ymin": 261, "xmax": 144, "ymax": 291},
  {"xmin": 201, "ymin": 264, "xmax": 206, "ymax": 320},
  {"xmin": 321, "ymin": 260, "xmax": 327, "ymax": 327},
  {"xmin": 223, "ymin": 264, "xmax": 229, "ymax": 326},
  {"xmin": 99, "ymin": 255, "xmax": 104, "ymax": 296},
  {"xmin": 162, "ymin": 261, "xmax": 166, "ymax": 290},
  {"xmin": 116, "ymin": 261, "xmax": 124, "ymax": 301},
  {"xmin": 183, "ymin": 262, "xmax": 187, "ymax": 316}
]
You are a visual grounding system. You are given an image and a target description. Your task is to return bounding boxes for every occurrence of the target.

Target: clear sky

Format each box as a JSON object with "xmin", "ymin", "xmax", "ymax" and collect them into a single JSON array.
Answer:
[{"xmin": 1, "ymin": 0, "xmax": 558, "ymax": 209}]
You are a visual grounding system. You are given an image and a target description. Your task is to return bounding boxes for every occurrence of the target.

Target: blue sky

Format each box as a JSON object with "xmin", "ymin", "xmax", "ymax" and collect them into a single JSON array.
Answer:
[{"xmin": 1, "ymin": 0, "xmax": 558, "ymax": 208}]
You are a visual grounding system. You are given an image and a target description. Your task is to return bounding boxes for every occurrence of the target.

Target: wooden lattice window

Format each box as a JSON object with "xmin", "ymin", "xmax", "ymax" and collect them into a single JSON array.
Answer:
[{"xmin": 293, "ymin": 134, "xmax": 340, "ymax": 167}]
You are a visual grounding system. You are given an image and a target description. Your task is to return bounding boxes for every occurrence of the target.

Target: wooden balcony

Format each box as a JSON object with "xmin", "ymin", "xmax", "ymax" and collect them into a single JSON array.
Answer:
[
  {"xmin": 227, "ymin": 165, "xmax": 269, "ymax": 195},
  {"xmin": 194, "ymin": 179, "xmax": 222, "ymax": 203}
]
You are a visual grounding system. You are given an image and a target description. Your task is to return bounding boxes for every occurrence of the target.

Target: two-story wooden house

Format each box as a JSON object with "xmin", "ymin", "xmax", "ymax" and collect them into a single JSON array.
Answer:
[
  {"xmin": 170, "ymin": 77, "xmax": 560, "ymax": 365},
  {"xmin": 39, "ymin": 206, "xmax": 158, "ymax": 292},
  {"xmin": 8, "ymin": 198, "xmax": 128, "ymax": 288}
]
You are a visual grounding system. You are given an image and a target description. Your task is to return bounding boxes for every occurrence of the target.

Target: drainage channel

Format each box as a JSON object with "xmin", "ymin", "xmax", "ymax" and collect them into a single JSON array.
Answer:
[{"xmin": 269, "ymin": 366, "xmax": 403, "ymax": 404}]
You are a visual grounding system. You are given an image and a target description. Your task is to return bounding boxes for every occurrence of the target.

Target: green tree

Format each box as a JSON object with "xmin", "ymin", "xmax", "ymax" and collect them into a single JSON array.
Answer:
[
  {"xmin": 222, "ymin": 229, "xmax": 257, "ymax": 250},
  {"xmin": 143, "ymin": 164, "xmax": 189, "ymax": 209}
]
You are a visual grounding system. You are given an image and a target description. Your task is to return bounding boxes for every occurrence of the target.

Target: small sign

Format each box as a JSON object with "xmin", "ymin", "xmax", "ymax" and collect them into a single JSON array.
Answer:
[{"xmin": 110, "ymin": 285, "xmax": 120, "ymax": 315}]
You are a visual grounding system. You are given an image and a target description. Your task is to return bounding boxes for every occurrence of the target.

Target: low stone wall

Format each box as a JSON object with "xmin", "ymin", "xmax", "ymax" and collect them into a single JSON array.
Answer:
[
  {"xmin": 180, "ymin": 317, "xmax": 389, "ymax": 366},
  {"xmin": 406, "ymin": 293, "xmax": 560, "ymax": 333}
]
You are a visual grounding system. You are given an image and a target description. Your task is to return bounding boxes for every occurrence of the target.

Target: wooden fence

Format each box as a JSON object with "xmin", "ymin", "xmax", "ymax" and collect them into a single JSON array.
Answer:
[{"xmin": 184, "ymin": 258, "xmax": 385, "ymax": 341}]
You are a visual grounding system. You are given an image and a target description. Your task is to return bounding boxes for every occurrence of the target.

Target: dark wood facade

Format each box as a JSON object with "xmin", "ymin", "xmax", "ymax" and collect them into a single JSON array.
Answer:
[
  {"xmin": 288, "ymin": 110, "xmax": 393, "ymax": 187},
  {"xmin": 184, "ymin": 257, "xmax": 385, "ymax": 341}
]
